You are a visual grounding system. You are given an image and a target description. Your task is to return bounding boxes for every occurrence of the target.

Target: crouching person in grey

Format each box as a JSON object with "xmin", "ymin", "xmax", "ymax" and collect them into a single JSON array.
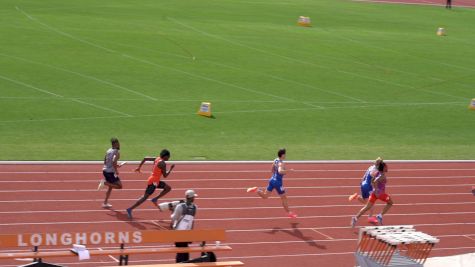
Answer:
[{"xmin": 172, "ymin": 189, "xmax": 198, "ymax": 263}]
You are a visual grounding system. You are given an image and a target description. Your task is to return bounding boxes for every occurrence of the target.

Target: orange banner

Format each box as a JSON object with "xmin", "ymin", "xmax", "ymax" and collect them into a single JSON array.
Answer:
[{"xmin": 0, "ymin": 229, "xmax": 225, "ymax": 247}]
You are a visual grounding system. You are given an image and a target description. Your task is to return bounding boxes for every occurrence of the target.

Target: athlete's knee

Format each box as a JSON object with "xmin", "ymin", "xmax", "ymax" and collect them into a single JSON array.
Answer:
[
  {"xmin": 164, "ymin": 185, "xmax": 172, "ymax": 193},
  {"xmin": 116, "ymin": 183, "xmax": 123, "ymax": 189},
  {"xmin": 387, "ymin": 199, "xmax": 394, "ymax": 206}
]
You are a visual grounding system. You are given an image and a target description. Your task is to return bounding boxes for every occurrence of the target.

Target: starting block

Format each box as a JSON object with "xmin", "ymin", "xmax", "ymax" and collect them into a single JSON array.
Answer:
[
  {"xmin": 355, "ymin": 225, "xmax": 439, "ymax": 267},
  {"xmin": 469, "ymin": 99, "xmax": 475, "ymax": 110},
  {"xmin": 298, "ymin": 16, "xmax": 311, "ymax": 27},
  {"xmin": 437, "ymin": 27, "xmax": 446, "ymax": 36},
  {"xmin": 197, "ymin": 102, "xmax": 212, "ymax": 117}
]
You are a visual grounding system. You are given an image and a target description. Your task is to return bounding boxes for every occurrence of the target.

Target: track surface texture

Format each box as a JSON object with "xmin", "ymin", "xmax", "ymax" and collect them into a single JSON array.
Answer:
[{"xmin": 0, "ymin": 162, "xmax": 474, "ymax": 266}]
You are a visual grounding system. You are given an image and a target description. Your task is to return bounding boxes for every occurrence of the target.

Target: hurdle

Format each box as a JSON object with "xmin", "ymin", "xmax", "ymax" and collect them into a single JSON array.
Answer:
[{"xmin": 355, "ymin": 225, "xmax": 439, "ymax": 267}]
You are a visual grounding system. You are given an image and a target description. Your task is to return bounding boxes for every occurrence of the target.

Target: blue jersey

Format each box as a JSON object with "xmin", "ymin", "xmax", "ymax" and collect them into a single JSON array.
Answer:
[
  {"xmin": 271, "ymin": 158, "xmax": 284, "ymax": 182},
  {"xmin": 361, "ymin": 165, "xmax": 376, "ymax": 187}
]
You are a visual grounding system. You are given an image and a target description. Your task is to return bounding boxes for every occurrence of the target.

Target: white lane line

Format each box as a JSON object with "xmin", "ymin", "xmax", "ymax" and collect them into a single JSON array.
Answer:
[
  {"xmin": 16, "ymin": 6, "xmax": 114, "ymax": 53},
  {"xmin": 0, "ymin": 73, "xmax": 131, "ymax": 117},
  {"xmin": 0, "ymin": 53, "xmax": 158, "ymax": 101},
  {"xmin": 217, "ymin": 247, "xmax": 475, "ymax": 261},
  {"xmin": 0, "ymin": 101, "xmax": 466, "ymax": 123},
  {"xmin": 70, "ymin": 98, "xmax": 132, "ymax": 117},
  {"xmin": 168, "ymin": 17, "xmax": 469, "ymax": 101},
  {"xmin": 0, "ymin": 183, "xmax": 472, "ymax": 193},
  {"xmin": 1, "ymin": 211, "xmax": 474, "ymax": 226},
  {"xmin": 0, "ymin": 74, "xmax": 62, "ymax": 97},
  {"xmin": 1, "ymin": 201, "xmax": 473, "ymax": 214},
  {"xmin": 228, "ymin": 222, "xmax": 475, "ymax": 233},
  {"xmin": 0, "ymin": 192, "xmax": 472, "ymax": 203},
  {"xmin": 311, "ymin": 229, "xmax": 334, "ymax": 240},
  {"xmin": 2, "ymin": 159, "xmax": 475, "ymax": 164},
  {"xmin": 97, "ymin": 247, "xmax": 119, "ymax": 263},
  {"xmin": 1, "ymin": 233, "xmax": 470, "ymax": 254},
  {"xmin": 120, "ymin": 54, "xmax": 324, "ymax": 109},
  {"xmin": 2, "ymin": 168, "xmax": 475, "ymax": 173},
  {"xmin": 464, "ymin": 235, "xmax": 475, "ymax": 241},
  {"xmin": 168, "ymin": 17, "xmax": 366, "ymax": 104},
  {"xmin": 14, "ymin": 6, "xmax": 323, "ymax": 109},
  {"xmin": 2, "ymin": 246, "xmax": 475, "ymax": 266},
  {"xmin": 0, "ymin": 176, "xmax": 473, "ymax": 183}
]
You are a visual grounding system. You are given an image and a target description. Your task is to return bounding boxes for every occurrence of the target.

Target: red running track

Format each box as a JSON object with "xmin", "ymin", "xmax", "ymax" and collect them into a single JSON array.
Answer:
[{"xmin": 0, "ymin": 162, "xmax": 474, "ymax": 266}]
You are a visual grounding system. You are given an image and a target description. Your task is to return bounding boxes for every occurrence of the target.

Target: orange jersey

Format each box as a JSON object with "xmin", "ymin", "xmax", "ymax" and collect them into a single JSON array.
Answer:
[{"xmin": 147, "ymin": 157, "xmax": 163, "ymax": 185}]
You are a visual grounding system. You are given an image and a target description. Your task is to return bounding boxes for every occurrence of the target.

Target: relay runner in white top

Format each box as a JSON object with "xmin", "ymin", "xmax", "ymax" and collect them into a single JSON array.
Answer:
[{"xmin": 97, "ymin": 138, "xmax": 124, "ymax": 208}]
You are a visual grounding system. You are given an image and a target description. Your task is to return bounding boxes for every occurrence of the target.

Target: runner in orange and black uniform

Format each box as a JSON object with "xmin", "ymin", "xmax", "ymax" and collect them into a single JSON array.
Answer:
[{"xmin": 126, "ymin": 149, "xmax": 175, "ymax": 219}]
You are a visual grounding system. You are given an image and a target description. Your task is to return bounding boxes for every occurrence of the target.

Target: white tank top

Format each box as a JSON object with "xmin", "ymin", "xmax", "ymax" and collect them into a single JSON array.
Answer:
[{"xmin": 103, "ymin": 148, "xmax": 119, "ymax": 173}]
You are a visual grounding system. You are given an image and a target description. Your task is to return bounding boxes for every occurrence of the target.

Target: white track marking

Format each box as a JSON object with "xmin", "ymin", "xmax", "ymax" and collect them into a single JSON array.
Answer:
[
  {"xmin": 70, "ymin": 98, "xmax": 132, "ymax": 117},
  {"xmin": 0, "ymin": 183, "xmax": 471, "ymax": 193},
  {"xmin": 1, "ymin": 167, "xmax": 475, "ymax": 173},
  {"xmin": 0, "ymin": 53, "xmax": 158, "ymax": 101},
  {"xmin": 1, "ymin": 233, "xmax": 471, "ymax": 253},
  {"xmin": 97, "ymin": 247, "xmax": 119, "ymax": 262},
  {"xmin": 168, "ymin": 17, "xmax": 469, "ymax": 101},
  {"xmin": 2, "ymin": 159, "xmax": 475, "ymax": 164},
  {"xmin": 0, "ymin": 192, "xmax": 472, "ymax": 203},
  {"xmin": 16, "ymin": 6, "xmax": 115, "ymax": 53},
  {"xmin": 464, "ymin": 235, "xmax": 475, "ymax": 241},
  {"xmin": 120, "ymin": 54, "xmax": 324, "ymax": 109},
  {"xmin": 1, "ymin": 211, "xmax": 474, "ymax": 226},
  {"xmin": 0, "ymin": 73, "xmax": 131, "ymax": 116},
  {"xmin": 202, "ymin": 59, "xmax": 366, "ymax": 103},
  {"xmin": 0, "ymin": 74, "xmax": 62, "ymax": 97},
  {"xmin": 168, "ymin": 17, "xmax": 367, "ymax": 103},
  {"xmin": 14, "ymin": 7, "xmax": 323, "ymax": 109},
  {"xmin": 0, "ymin": 175, "xmax": 473, "ymax": 183},
  {"xmin": 228, "ymin": 222, "xmax": 475, "ymax": 232},
  {"xmin": 2, "ymin": 246, "xmax": 475, "ymax": 266},
  {"xmin": 322, "ymin": 10, "xmax": 475, "ymax": 74},
  {"xmin": 0, "ymin": 101, "xmax": 465, "ymax": 123},
  {"xmin": 1, "ymin": 202, "xmax": 473, "ymax": 215},
  {"xmin": 311, "ymin": 229, "xmax": 334, "ymax": 240}
]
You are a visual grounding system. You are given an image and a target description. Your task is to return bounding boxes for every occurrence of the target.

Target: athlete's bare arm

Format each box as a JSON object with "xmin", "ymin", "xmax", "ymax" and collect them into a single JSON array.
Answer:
[
  {"xmin": 159, "ymin": 160, "xmax": 175, "ymax": 178},
  {"xmin": 134, "ymin": 156, "xmax": 156, "ymax": 173},
  {"xmin": 113, "ymin": 152, "xmax": 120, "ymax": 174},
  {"xmin": 278, "ymin": 162, "xmax": 287, "ymax": 175}
]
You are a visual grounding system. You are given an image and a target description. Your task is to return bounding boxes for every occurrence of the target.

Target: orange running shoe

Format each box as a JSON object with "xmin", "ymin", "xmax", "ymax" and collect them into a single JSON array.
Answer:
[
  {"xmin": 247, "ymin": 187, "xmax": 258, "ymax": 193},
  {"xmin": 348, "ymin": 193, "xmax": 358, "ymax": 202}
]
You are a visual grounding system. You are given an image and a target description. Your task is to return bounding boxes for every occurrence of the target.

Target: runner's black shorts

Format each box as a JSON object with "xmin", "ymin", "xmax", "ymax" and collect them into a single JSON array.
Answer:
[
  {"xmin": 103, "ymin": 171, "xmax": 120, "ymax": 184},
  {"xmin": 145, "ymin": 181, "xmax": 167, "ymax": 195}
]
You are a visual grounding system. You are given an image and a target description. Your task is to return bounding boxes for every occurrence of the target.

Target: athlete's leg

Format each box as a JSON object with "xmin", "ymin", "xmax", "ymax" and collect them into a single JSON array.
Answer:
[
  {"xmin": 257, "ymin": 190, "xmax": 271, "ymax": 199},
  {"xmin": 104, "ymin": 181, "xmax": 122, "ymax": 189},
  {"xmin": 151, "ymin": 182, "xmax": 171, "ymax": 204},
  {"xmin": 279, "ymin": 193, "xmax": 290, "ymax": 213},
  {"xmin": 356, "ymin": 201, "xmax": 374, "ymax": 219},
  {"xmin": 128, "ymin": 185, "xmax": 155, "ymax": 211},
  {"xmin": 104, "ymin": 186, "xmax": 113, "ymax": 205},
  {"xmin": 129, "ymin": 193, "xmax": 150, "ymax": 210},
  {"xmin": 380, "ymin": 196, "xmax": 393, "ymax": 216}
]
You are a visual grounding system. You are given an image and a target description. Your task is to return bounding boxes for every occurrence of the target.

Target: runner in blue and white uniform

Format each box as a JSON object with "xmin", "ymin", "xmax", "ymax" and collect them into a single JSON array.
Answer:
[
  {"xmin": 349, "ymin": 157, "xmax": 383, "ymax": 223},
  {"xmin": 247, "ymin": 148, "xmax": 297, "ymax": 218}
]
